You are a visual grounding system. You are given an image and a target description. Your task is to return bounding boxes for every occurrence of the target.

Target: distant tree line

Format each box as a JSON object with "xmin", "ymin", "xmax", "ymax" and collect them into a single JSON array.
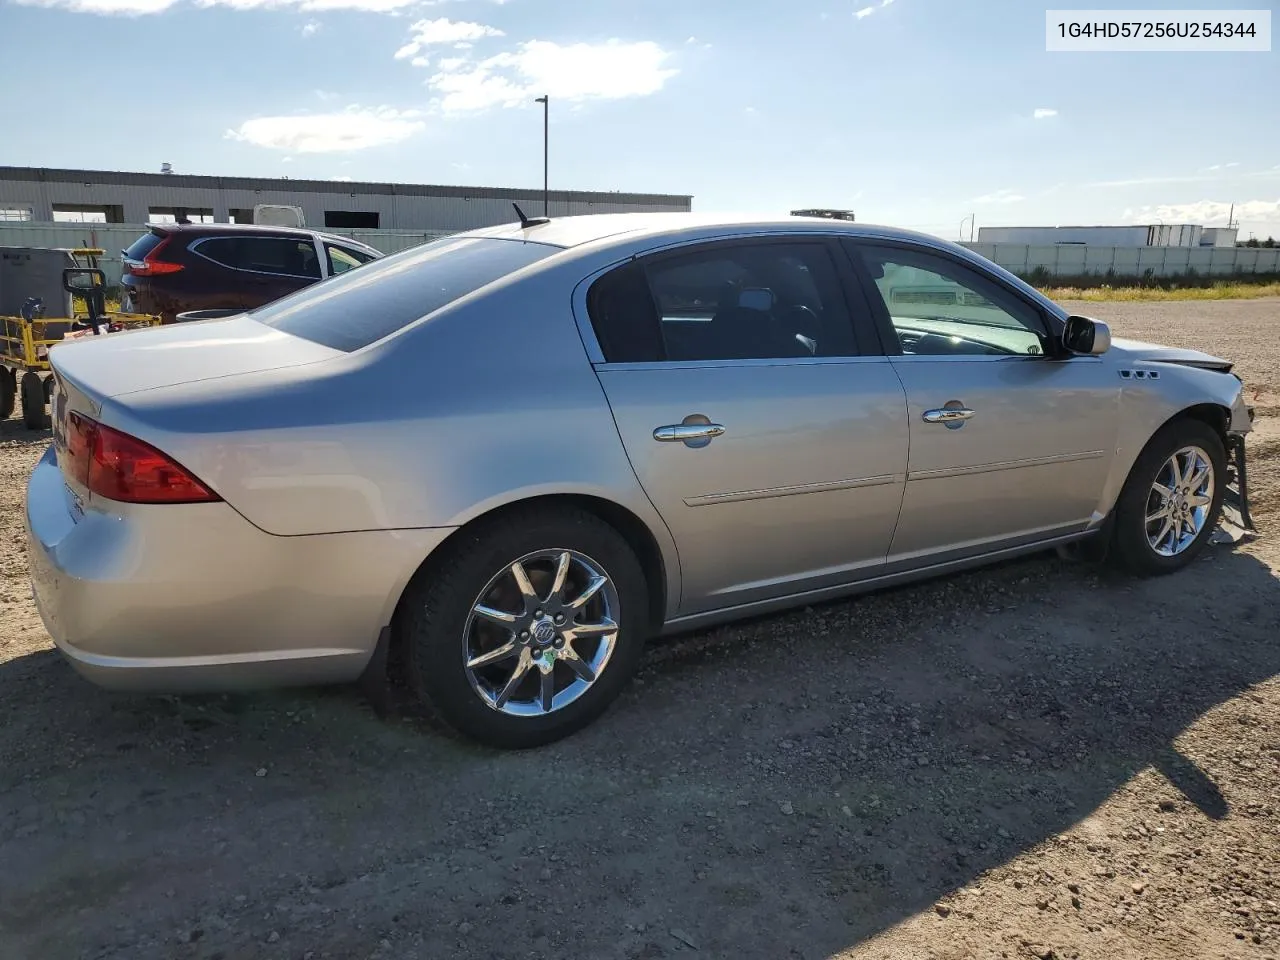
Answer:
[{"xmin": 1239, "ymin": 237, "xmax": 1278, "ymax": 247}]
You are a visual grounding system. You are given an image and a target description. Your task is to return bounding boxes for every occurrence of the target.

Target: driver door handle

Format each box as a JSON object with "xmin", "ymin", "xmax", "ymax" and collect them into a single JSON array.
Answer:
[
  {"xmin": 653, "ymin": 423, "xmax": 726, "ymax": 443},
  {"xmin": 922, "ymin": 407, "xmax": 975, "ymax": 424}
]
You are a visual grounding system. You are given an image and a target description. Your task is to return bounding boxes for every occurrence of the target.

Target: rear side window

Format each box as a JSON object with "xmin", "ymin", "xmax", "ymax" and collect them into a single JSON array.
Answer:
[
  {"xmin": 587, "ymin": 240, "xmax": 860, "ymax": 363},
  {"xmin": 251, "ymin": 236, "xmax": 559, "ymax": 352},
  {"xmin": 195, "ymin": 236, "xmax": 322, "ymax": 279},
  {"xmin": 123, "ymin": 230, "xmax": 167, "ymax": 261}
]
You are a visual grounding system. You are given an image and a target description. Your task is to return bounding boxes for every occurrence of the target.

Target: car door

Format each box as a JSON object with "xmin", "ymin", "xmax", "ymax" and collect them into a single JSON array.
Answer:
[
  {"xmin": 192, "ymin": 235, "xmax": 323, "ymax": 308},
  {"xmin": 582, "ymin": 237, "xmax": 909, "ymax": 617},
  {"xmin": 235, "ymin": 235, "xmax": 324, "ymax": 302},
  {"xmin": 844, "ymin": 240, "xmax": 1121, "ymax": 565}
]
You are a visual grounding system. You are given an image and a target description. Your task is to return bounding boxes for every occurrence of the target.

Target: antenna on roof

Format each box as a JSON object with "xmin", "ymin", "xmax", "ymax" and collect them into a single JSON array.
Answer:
[{"xmin": 513, "ymin": 202, "xmax": 550, "ymax": 228}]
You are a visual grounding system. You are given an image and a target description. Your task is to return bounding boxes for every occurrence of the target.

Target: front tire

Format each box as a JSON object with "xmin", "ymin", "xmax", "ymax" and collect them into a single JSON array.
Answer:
[
  {"xmin": 1112, "ymin": 419, "xmax": 1225, "ymax": 576},
  {"xmin": 399, "ymin": 506, "xmax": 650, "ymax": 749}
]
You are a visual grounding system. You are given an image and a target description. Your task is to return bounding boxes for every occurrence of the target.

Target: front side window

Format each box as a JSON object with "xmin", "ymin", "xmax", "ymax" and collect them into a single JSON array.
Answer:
[
  {"xmin": 588, "ymin": 241, "xmax": 860, "ymax": 363},
  {"xmin": 852, "ymin": 243, "xmax": 1048, "ymax": 357},
  {"xmin": 251, "ymin": 236, "xmax": 558, "ymax": 352},
  {"xmin": 326, "ymin": 243, "xmax": 375, "ymax": 276}
]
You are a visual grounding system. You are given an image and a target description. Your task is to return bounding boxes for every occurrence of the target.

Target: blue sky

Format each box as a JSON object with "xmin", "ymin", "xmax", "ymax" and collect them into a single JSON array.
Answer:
[{"xmin": 1, "ymin": 0, "xmax": 1277, "ymax": 239}]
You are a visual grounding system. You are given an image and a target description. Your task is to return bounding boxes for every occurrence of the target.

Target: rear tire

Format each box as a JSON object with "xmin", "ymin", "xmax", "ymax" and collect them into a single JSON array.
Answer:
[
  {"xmin": 20, "ymin": 372, "xmax": 49, "ymax": 430},
  {"xmin": 1112, "ymin": 419, "xmax": 1225, "ymax": 576},
  {"xmin": 398, "ymin": 505, "xmax": 650, "ymax": 749},
  {"xmin": 0, "ymin": 367, "xmax": 15, "ymax": 420}
]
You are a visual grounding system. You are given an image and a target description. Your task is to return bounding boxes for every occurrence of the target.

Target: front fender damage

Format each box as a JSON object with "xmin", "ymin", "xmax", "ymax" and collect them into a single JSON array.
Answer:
[{"xmin": 1218, "ymin": 389, "xmax": 1256, "ymax": 539}]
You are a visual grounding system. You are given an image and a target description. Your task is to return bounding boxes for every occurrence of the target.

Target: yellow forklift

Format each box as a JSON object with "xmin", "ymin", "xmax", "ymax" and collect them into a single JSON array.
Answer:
[{"xmin": 0, "ymin": 248, "xmax": 161, "ymax": 429}]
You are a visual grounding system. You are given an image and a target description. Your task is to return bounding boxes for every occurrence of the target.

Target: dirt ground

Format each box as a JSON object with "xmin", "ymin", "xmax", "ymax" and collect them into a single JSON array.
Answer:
[{"xmin": 1, "ymin": 299, "xmax": 1279, "ymax": 960}]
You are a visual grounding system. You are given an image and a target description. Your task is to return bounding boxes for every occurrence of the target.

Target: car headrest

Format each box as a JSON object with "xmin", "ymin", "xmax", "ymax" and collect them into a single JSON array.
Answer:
[{"xmin": 738, "ymin": 287, "xmax": 774, "ymax": 312}]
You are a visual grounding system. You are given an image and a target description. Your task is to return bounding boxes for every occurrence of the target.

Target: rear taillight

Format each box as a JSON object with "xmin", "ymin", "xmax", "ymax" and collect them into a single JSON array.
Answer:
[
  {"xmin": 64, "ymin": 412, "xmax": 219, "ymax": 504},
  {"xmin": 123, "ymin": 235, "xmax": 184, "ymax": 277}
]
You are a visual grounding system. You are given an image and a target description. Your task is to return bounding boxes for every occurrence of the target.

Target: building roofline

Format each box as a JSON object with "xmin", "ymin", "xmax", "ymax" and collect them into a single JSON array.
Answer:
[{"xmin": 0, "ymin": 166, "xmax": 693, "ymax": 206}]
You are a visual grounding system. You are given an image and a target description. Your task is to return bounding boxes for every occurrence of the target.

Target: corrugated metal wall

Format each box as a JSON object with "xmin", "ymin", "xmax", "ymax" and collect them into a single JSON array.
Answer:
[
  {"xmin": 0, "ymin": 168, "xmax": 692, "ymax": 230},
  {"xmin": 961, "ymin": 242, "xmax": 1280, "ymax": 277}
]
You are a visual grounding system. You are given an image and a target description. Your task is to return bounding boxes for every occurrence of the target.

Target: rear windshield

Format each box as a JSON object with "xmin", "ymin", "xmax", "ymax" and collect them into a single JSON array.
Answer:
[
  {"xmin": 249, "ymin": 236, "xmax": 559, "ymax": 352},
  {"xmin": 123, "ymin": 230, "xmax": 167, "ymax": 260}
]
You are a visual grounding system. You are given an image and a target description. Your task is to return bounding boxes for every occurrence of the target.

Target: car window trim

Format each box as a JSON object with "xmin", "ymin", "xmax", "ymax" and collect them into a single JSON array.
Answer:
[
  {"xmin": 189, "ymin": 235, "xmax": 325, "ymax": 281},
  {"xmin": 840, "ymin": 237, "xmax": 1062, "ymax": 361},
  {"xmin": 581, "ymin": 235, "xmax": 868, "ymax": 366}
]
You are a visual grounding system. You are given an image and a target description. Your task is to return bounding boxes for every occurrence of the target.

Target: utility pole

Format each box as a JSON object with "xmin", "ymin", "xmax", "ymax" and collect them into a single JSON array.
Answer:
[{"xmin": 534, "ymin": 95, "xmax": 549, "ymax": 216}]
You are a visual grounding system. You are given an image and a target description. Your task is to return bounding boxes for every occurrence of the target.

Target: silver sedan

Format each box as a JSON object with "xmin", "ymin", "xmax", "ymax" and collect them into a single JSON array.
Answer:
[{"xmin": 26, "ymin": 213, "xmax": 1255, "ymax": 748}]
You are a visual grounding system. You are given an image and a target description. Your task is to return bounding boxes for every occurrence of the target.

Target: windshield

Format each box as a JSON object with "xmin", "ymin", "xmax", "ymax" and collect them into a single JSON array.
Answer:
[{"xmin": 250, "ymin": 236, "xmax": 560, "ymax": 352}]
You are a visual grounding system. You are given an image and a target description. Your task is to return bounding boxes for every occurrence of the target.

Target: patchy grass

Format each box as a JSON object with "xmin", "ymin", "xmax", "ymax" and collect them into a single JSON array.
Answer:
[{"xmin": 1039, "ymin": 281, "xmax": 1280, "ymax": 302}]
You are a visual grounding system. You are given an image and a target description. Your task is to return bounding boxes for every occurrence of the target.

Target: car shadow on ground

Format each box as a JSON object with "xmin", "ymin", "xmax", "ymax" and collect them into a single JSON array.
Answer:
[{"xmin": 0, "ymin": 542, "xmax": 1277, "ymax": 960}]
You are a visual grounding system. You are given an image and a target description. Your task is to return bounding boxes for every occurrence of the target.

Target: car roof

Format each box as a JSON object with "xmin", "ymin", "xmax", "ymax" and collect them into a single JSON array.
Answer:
[
  {"xmin": 146, "ymin": 223, "xmax": 381, "ymax": 254},
  {"xmin": 461, "ymin": 212, "xmax": 956, "ymax": 252}
]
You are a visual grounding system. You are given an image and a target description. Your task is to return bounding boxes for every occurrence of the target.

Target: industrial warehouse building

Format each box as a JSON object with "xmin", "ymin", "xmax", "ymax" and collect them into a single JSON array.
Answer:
[
  {"xmin": 977, "ymin": 224, "xmax": 1238, "ymax": 248},
  {"xmin": 0, "ymin": 166, "xmax": 693, "ymax": 232}
]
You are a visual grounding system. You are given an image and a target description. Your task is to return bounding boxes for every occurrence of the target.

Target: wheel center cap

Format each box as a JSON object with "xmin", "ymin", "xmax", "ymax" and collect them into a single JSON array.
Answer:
[{"xmin": 532, "ymin": 619, "xmax": 557, "ymax": 646}]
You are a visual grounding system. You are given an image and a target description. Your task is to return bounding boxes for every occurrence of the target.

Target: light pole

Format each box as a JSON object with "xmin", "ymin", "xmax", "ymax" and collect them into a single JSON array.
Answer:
[
  {"xmin": 534, "ymin": 95, "xmax": 549, "ymax": 217},
  {"xmin": 960, "ymin": 214, "xmax": 974, "ymax": 242}
]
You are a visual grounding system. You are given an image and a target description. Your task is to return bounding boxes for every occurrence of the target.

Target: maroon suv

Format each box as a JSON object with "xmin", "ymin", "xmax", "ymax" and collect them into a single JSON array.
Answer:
[{"xmin": 120, "ymin": 224, "xmax": 382, "ymax": 323}]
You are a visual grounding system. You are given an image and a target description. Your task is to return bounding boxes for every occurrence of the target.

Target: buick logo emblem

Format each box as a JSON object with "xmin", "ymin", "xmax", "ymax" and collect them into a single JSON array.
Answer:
[{"xmin": 532, "ymin": 620, "xmax": 556, "ymax": 645}]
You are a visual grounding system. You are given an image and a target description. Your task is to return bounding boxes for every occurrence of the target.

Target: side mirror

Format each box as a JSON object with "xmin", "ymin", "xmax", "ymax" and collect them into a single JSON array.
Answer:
[{"xmin": 1062, "ymin": 315, "xmax": 1111, "ymax": 356}]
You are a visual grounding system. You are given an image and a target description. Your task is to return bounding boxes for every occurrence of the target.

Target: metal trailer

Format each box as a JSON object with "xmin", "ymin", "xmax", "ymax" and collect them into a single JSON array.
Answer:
[{"xmin": 1, "ymin": 247, "xmax": 161, "ymax": 429}]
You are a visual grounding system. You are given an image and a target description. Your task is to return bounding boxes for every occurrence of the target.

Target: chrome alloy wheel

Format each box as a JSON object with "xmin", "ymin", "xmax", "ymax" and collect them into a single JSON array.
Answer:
[
  {"xmin": 462, "ymin": 550, "xmax": 621, "ymax": 717},
  {"xmin": 1145, "ymin": 445, "xmax": 1215, "ymax": 558}
]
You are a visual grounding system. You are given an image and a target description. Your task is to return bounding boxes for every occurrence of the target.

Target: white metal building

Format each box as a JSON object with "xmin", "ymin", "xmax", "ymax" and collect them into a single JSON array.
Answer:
[
  {"xmin": 977, "ymin": 224, "xmax": 1209, "ymax": 248},
  {"xmin": 0, "ymin": 166, "xmax": 693, "ymax": 232}
]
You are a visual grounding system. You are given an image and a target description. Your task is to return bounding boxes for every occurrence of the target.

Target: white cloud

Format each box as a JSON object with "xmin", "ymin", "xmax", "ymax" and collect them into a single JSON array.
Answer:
[
  {"xmin": 226, "ymin": 105, "xmax": 425, "ymax": 153},
  {"xmin": 332, "ymin": 175, "xmax": 355, "ymax": 181},
  {"xmin": 437, "ymin": 56, "xmax": 467, "ymax": 70},
  {"xmin": 300, "ymin": 18, "xmax": 320, "ymax": 35},
  {"xmin": 18, "ymin": 0, "xmax": 421, "ymax": 13},
  {"xmin": 1226, "ymin": 161, "xmax": 1240, "ymax": 168},
  {"xmin": 282, "ymin": 156, "xmax": 293, "ymax": 163},
  {"xmin": 314, "ymin": 88, "xmax": 339, "ymax": 101},
  {"xmin": 854, "ymin": 0, "xmax": 894, "ymax": 19},
  {"xmin": 1125, "ymin": 198, "xmax": 1280, "ymax": 226},
  {"xmin": 1032, "ymin": 107, "xmax": 1057, "ymax": 120},
  {"xmin": 13, "ymin": 0, "xmax": 178, "ymax": 13},
  {"xmin": 199, "ymin": 0, "xmax": 417, "ymax": 10},
  {"xmin": 970, "ymin": 188, "xmax": 1025, "ymax": 205},
  {"xmin": 410, "ymin": 55, "xmax": 430, "ymax": 67},
  {"xmin": 394, "ymin": 17, "xmax": 504, "ymax": 59},
  {"xmin": 428, "ymin": 39, "xmax": 677, "ymax": 113}
]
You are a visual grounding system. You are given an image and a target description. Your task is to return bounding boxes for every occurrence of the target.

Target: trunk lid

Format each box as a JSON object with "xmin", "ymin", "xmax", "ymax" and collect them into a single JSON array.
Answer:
[{"xmin": 47, "ymin": 314, "xmax": 342, "ymax": 398}]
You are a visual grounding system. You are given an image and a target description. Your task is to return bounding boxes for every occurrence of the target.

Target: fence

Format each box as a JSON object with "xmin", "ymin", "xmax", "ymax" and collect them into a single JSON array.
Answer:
[
  {"xmin": 4, "ymin": 223, "xmax": 1280, "ymax": 286},
  {"xmin": 0, "ymin": 223, "xmax": 453, "ymax": 285},
  {"xmin": 960, "ymin": 242, "xmax": 1280, "ymax": 277}
]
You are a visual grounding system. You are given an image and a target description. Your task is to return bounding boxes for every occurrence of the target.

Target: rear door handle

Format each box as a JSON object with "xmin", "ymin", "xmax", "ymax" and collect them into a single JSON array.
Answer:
[
  {"xmin": 922, "ymin": 407, "xmax": 975, "ymax": 424},
  {"xmin": 653, "ymin": 422, "xmax": 726, "ymax": 446}
]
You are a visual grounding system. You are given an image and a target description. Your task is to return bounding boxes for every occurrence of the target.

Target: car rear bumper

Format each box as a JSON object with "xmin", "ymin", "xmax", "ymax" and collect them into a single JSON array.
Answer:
[{"xmin": 25, "ymin": 445, "xmax": 454, "ymax": 692}]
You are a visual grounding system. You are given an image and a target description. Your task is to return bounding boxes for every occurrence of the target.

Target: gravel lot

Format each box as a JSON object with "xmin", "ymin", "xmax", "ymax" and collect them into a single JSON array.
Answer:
[{"xmin": 1, "ymin": 299, "xmax": 1278, "ymax": 960}]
